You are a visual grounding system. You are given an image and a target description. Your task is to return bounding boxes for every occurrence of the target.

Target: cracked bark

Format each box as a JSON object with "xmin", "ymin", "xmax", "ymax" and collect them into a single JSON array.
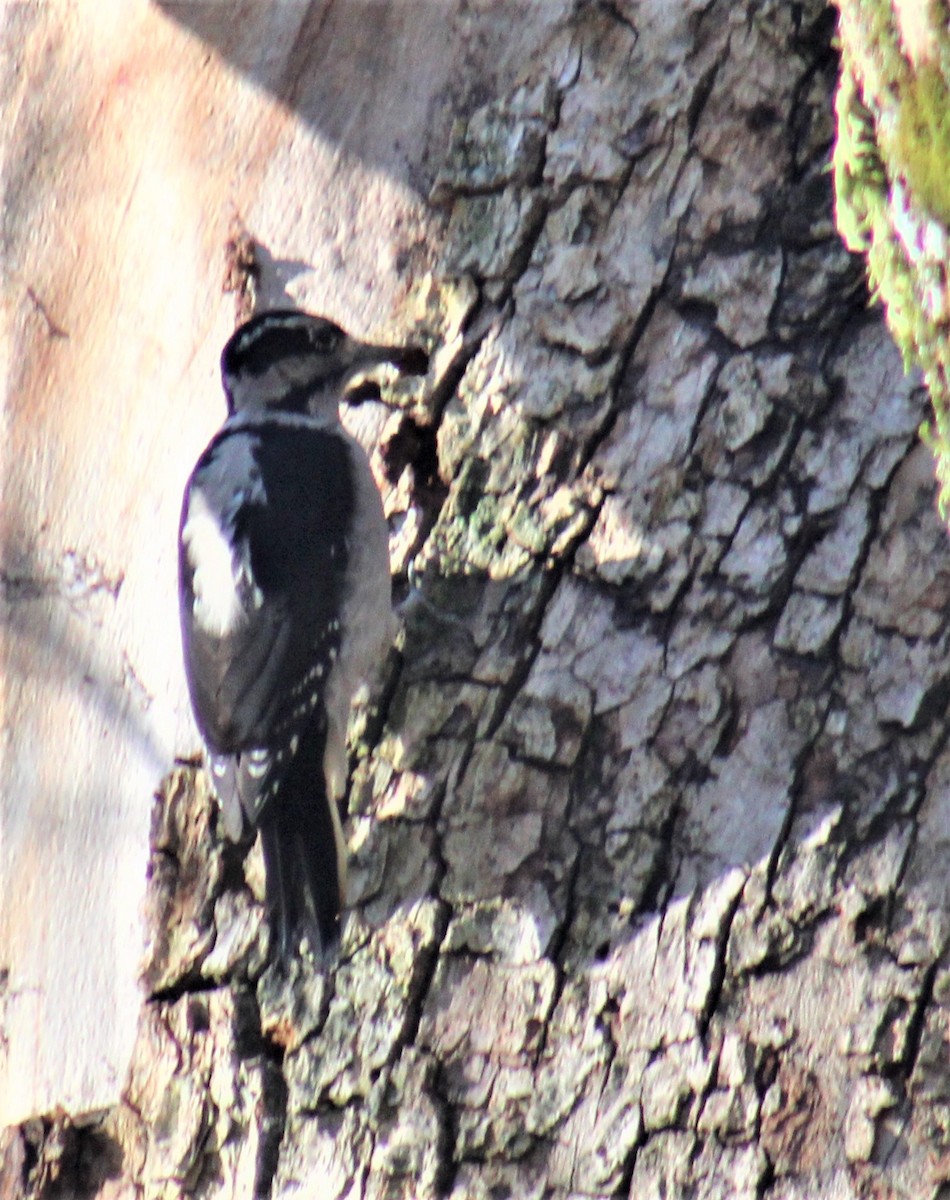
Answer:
[{"xmin": 4, "ymin": 1, "xmax": 950, "ymax": 1198}]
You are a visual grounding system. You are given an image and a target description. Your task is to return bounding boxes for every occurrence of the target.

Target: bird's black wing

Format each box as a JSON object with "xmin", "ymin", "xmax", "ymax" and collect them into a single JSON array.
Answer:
[{"xmin": 179, "ymin": 420, "xmax": 356, "ymax": 825}]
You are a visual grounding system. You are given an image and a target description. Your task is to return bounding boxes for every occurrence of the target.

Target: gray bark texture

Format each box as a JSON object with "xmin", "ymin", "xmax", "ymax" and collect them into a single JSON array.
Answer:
[{"xmin": 4, "ymin": 1, "xmax": 950, "ymax": 1198}]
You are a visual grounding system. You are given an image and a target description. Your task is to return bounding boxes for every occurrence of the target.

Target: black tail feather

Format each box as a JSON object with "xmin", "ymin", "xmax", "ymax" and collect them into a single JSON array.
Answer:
[{"xmin": 258, "ymin": 722, "xmax": 344, "ymax": 967}]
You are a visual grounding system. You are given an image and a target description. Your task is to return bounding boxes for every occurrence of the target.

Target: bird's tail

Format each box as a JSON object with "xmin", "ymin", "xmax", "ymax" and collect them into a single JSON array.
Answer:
[{"xmin": 258, "ymin": 722, "xmax": 346, "ymax": 967}]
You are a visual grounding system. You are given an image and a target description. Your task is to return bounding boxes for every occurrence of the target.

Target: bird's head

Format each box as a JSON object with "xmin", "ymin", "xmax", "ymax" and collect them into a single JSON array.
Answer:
[{"xmin": 220, "ymin": 309, "xmax": 429, "ymax": 417}]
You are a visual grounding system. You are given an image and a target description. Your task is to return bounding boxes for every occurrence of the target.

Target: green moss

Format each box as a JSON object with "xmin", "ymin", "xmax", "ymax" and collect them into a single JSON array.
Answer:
[
  {"xmin": 832, "ymin": 68, "xmax": 924, "ymax": 371},
  {"xmin": 833, "ymin": 71, "xmax": 887, "ymax": 254},
  {"xmin": 893, "ymin": 63, "xmax": 950, "ymax": 227},
  {"xmin": 832, "ymin": 4, "xmax": 950, "ymax": 516}
]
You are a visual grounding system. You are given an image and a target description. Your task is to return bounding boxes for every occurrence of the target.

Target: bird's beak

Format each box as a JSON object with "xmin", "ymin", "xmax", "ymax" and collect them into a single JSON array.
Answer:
[
  {"xmin": 343, "ymin": 338, "xmax": 429, "ymax": 402},
  {"xmin": 351, "ymin": 339, "xmax": 429, "ymax": 377}
]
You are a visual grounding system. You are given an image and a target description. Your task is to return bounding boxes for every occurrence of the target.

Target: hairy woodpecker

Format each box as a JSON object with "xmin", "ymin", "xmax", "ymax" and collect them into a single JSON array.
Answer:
[{"xmin": 178, "ymin": 309, "xmax": 428, "ymax": 964}]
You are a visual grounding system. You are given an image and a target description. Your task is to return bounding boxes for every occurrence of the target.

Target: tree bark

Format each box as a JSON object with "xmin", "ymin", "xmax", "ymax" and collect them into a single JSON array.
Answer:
[{"xmin": 4, "ymin": 1, "xmax": 950, "ymax": 1198}]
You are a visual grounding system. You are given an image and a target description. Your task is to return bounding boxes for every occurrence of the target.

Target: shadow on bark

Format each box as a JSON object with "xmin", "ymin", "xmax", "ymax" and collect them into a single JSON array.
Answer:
[{"xmin": 153, "ymin": 0, "xmax": 563, "ymax": 191}]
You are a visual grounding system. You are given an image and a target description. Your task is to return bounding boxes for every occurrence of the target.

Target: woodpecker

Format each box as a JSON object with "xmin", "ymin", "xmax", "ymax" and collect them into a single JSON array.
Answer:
[{"xmin": 178, "ymin": 309, "xmax": 428, "ymax": 964}]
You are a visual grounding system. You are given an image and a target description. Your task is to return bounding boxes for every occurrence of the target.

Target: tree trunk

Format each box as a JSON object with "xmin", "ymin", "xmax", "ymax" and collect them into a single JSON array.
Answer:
[{"xmin": 4, "ymin": 1, "xmax": 949, "ymax": 1198}]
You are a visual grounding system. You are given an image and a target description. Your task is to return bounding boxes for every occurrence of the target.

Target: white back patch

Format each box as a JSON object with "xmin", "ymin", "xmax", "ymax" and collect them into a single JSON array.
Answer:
[
  {"xmin": 182, "ymin": 489, "xmax": 247, "ymax": 637},
  {"xmin": 182, "ymin": 427, "xmax": 267, "ymax": 637}
]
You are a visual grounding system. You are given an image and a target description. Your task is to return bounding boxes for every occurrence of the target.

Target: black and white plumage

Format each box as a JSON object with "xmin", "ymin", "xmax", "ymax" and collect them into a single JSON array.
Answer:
[{"xmin": 178, "ymin": 309, "xmax": 428, "ymax": 964}]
